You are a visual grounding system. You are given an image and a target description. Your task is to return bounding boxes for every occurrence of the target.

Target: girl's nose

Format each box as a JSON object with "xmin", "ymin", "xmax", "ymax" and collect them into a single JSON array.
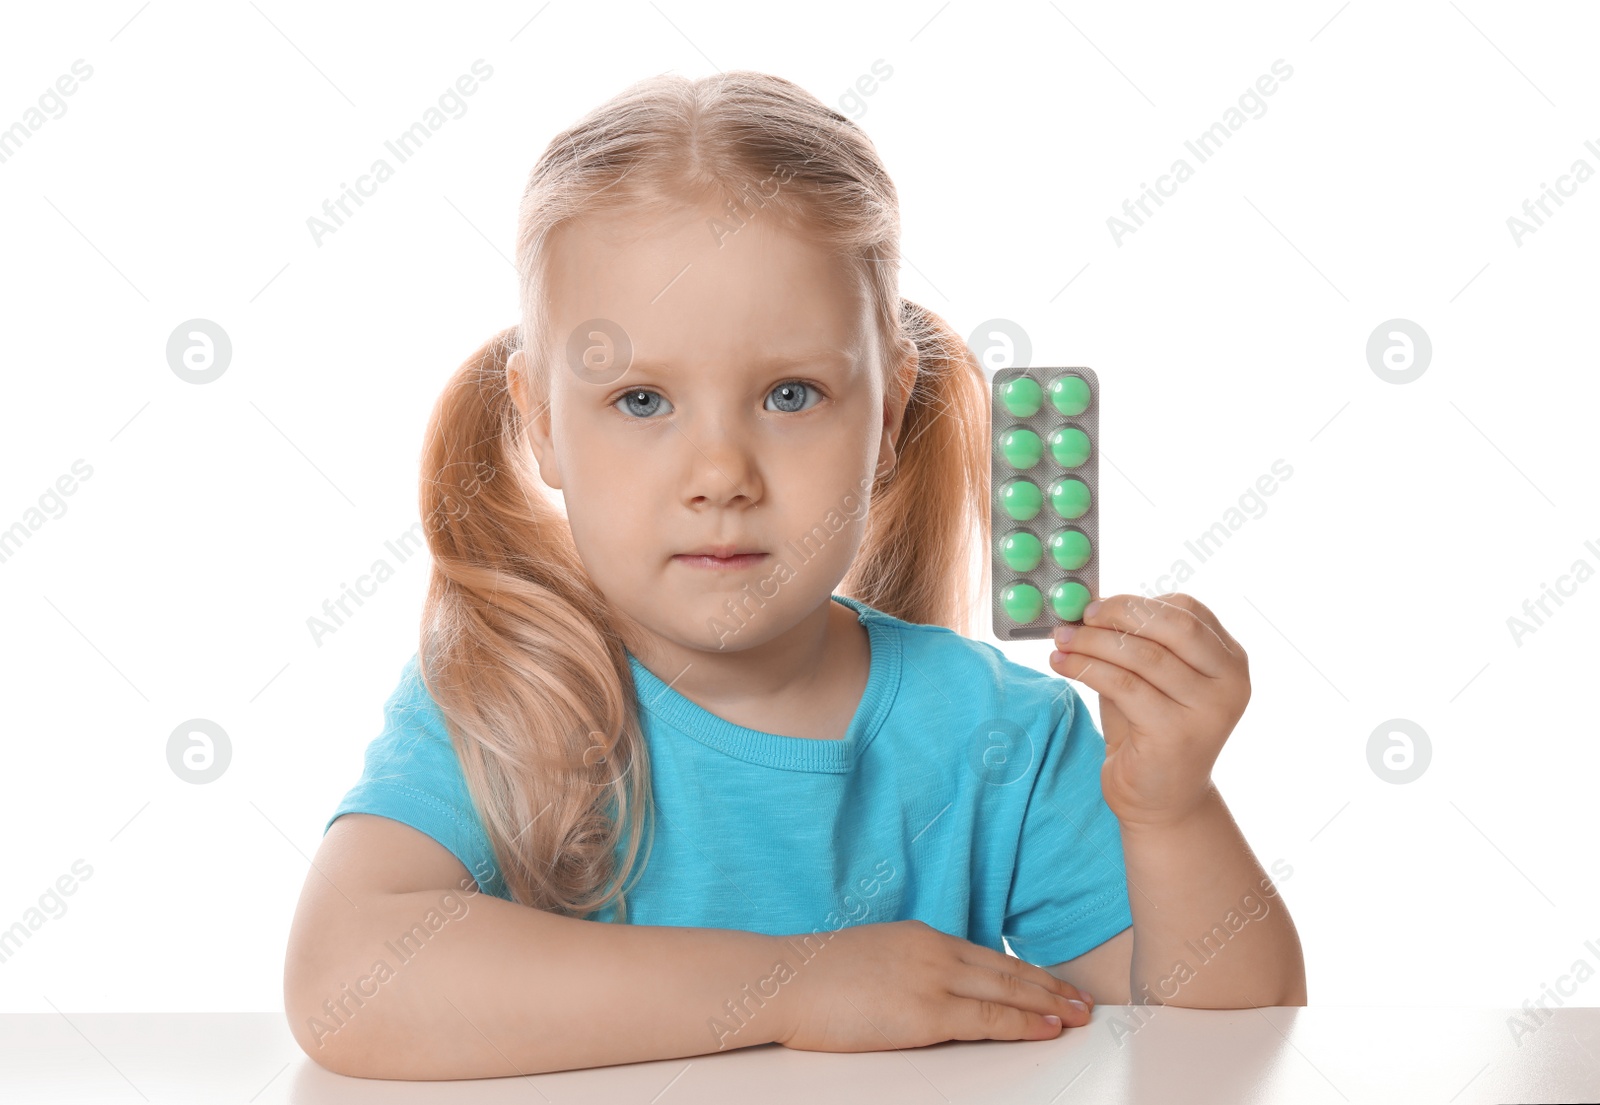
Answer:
[{"xmin": 678, "ymin": 421, "xmax": 762, "ymax": 509}]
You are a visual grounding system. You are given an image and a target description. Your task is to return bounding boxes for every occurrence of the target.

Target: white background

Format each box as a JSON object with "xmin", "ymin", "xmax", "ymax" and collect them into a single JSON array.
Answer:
[{"xmin": 1, "ymin": 0, "xmax": 1595, "ymax": 1014}]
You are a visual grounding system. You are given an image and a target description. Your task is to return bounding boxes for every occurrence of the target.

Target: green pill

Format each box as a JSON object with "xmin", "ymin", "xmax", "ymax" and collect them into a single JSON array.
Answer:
[
  {"xmin": 1050, "ymin": 580, "xmax": 1092, "ymax": 621},
  {"xmin": 1049, "ymin": 373, "xmax": 1092, "ymax": 417},
  {"xmin": 998, "ymin": 479, "xmax": 1043, "ymax": 521},
  {"xmin": 1001, "ymin": 582, "xmax": 1044, "ymax": 623},
  {"xmin": 1048, "ymin": 478, "xmax": 1091, "ymax": 519},
  {"xmin": 1048, "ymin": 426, "xmax": 1091, "ymax": 468},
  {"xmin": 998, "ymin": 376, "xmax": 1043, "ymax": 417},
  {"xmin": 998, "ymin": 530, "xmax": 1042, "ymax": 572},
  {"xmin": 1049, "ymin": 528, "xmax": 1092, "ymax": 570},
  {"xmin": 997, "ymin": 427, "xmax": 1043, "ymax": 470}
]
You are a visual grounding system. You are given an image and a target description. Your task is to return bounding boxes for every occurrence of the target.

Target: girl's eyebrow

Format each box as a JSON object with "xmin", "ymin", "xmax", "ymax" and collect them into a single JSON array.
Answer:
[{"xmin": 628, "ymin": 349, "xmax": 853, "ymax": 373}]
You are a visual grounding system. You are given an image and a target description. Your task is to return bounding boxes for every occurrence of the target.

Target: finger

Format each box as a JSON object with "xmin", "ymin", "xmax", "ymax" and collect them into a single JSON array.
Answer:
[
  {"xmin": 944, "ymin": 996, "xmax": 1071, "ymax": 1043},
  {"xmin": 1050, "ymin": 646, "xmax": 1179, "ymax": 725},
  {"xmin": 961, "ymin": 945, "xmax": 1096, "ymax": 1009},
  {"xmin": 956, "ymin": 963, "xmax": 1094, "ymax": 1027},
  {"xmin": 940, "ymin": 972, "xmax": 1094, "ymax": 1042},
  {"xmin": 1082, "ymin": 594, "xmax": 1233, "ymax": 679},
  {"xmin": 1153, "ymin": 592, "xmax": 1247, "ymax": 660},
  {"xmin": 1054, "ymin": 623, "xmax": 1210, "ymax": 708}
]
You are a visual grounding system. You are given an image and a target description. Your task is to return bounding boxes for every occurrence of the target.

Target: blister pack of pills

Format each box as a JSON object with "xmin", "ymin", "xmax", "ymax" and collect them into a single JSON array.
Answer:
[{"xmin": 988, "ymin": 367, "xmax": 1100, "ymax": 641}]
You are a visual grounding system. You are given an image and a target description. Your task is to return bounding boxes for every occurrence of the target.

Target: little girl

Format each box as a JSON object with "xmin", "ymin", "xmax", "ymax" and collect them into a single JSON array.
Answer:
[{"xmin": 286, "ymin": 70, "xmax": 1305, "ymax": 1080}]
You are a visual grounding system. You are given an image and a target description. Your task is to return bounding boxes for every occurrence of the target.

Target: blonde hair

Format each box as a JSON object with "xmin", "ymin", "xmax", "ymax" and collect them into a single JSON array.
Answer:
[{"xmin": 416, "ymin": 71, "xmax": 991, "ymax": 919}]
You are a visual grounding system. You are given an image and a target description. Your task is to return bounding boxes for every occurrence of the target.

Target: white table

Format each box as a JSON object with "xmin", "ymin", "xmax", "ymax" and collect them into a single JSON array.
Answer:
[{"xmin": 2, "ymin": 1006, "xmax": 1596, "ymax": 1103}]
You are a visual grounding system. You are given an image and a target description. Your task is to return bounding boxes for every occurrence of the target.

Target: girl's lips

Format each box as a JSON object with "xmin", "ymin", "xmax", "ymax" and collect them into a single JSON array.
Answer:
[{"xmin": 672, "ymin": 553, "xmax": 768, "ymax": 570}]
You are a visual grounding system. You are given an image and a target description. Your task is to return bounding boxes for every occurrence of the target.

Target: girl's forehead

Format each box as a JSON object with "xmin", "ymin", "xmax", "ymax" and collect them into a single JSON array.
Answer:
[
  {"xmin": 548, "ymin": 203, "xmax": 831, "ymax": 280},
  {"xmin": 542, "ymin": 210, "xmax": 872, "ymax": 369}
]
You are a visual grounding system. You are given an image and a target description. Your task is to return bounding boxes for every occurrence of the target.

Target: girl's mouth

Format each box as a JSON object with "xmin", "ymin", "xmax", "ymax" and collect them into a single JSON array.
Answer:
[{"xmin": 672, "ymin": 553, "xmax": 768, "ymax": 570}]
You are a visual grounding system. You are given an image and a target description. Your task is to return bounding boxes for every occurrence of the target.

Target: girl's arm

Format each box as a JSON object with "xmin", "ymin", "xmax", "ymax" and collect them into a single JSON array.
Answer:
[
  {"xmin": 1120, "ymin": 782, "xmax": 1305, "ymax": 1007},
  {"xmin": 1047, "ymin": 592, "xmax": 1308, "ymax": 1008},
  {"xmin": 287, "ymin": 815, "xmax": 1101, "ymax": 1074},
  {"xmin": 285, "ymin": 814, "xmax": 794, "ymax": 1077},
  {"xmin": 1048, "ymin": 784, "xmax": 1304, "ymax": 1008}
]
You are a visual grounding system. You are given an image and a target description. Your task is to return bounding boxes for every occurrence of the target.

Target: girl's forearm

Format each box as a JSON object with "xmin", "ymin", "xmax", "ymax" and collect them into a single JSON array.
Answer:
[
  {"xmin": 286, "ymin": 888, "xmax": 796, "ymax": 1078},
  {"xmin": 1120, "ymin": 783, "xmax": 1307, "ymax": 1008}
]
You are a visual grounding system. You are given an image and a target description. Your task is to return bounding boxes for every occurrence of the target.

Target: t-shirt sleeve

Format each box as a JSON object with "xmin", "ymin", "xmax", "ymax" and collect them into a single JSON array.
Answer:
[
  {"xmin": 1002, "ymin": 682, "xmax": 1132, "ymax": 966},
  {"xmin": 324, "ymin": 654, "xmax": 508, "ymax": 899}
]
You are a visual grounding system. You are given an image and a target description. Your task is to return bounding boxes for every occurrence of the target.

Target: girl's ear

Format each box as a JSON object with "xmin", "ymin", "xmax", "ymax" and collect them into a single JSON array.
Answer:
[{"xmin": 509, "ymin": 349, "xmax": 564, "ymax": 490}]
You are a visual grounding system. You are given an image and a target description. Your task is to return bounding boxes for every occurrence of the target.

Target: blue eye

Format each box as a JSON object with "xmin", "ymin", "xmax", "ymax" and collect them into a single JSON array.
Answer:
[
  {"xmin": 613, "ymin": 381, "xmax": 823, "ymax": 419},
  {"xmin": 766, "ymin": 381, "xmax": 820, "ymax": 413},
  {"xmin": 614, "ymin": 389, "xmax": 672, "ymax": 419}
]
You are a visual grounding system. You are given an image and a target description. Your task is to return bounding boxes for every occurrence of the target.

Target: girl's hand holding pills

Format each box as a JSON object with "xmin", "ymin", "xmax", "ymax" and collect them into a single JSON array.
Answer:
[{"xmin": 1047, "ymin": 592, "xmax": 1250, "ymax": 831}]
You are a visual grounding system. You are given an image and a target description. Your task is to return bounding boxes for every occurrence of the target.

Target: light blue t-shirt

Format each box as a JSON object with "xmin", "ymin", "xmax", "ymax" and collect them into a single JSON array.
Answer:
[{"xmin": 325, "ymin": 593, "xmax": 1132, "ymax": 966}]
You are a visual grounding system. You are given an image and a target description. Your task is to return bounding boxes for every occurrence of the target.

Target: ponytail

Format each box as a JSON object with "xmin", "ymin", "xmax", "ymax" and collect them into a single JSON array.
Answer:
[
  {"xmin": 840, "ymin": 299, "xmax": 991, "ymax": 634},
  {"xmin": 416, "ymin": 324, "xmax": 653, "ymax": 919}
]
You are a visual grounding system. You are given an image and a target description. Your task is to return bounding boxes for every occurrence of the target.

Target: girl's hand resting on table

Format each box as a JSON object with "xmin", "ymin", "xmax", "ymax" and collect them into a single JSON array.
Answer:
[
  {"xmin": 772, "ymin": 919, "xmax": 1094, "ymax": 1052},
  {"xmin": 1049, "ymin": 592, "xmax": 1251, "ymax": 831}
]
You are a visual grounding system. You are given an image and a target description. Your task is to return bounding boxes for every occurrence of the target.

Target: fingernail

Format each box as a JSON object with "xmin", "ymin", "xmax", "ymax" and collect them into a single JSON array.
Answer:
[
  {"xmin": 1045, "ymin": 1014, "xmax": 1062, "ymax": 1027},
  {"xmin": 1053, "ymin": 625, "xmax": 1075, "ymax": 645},
  {"xmin": 1083, "ymin": 600, "xmax": 1102, "ymax": 619},
  {"xmin": 1067, "ymin": 999, "xmax": 1088, "ymax": 1013},
  {"xmin": 1081, "ymin": 991, "xmax": 1095, "ymax": 1006}
]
